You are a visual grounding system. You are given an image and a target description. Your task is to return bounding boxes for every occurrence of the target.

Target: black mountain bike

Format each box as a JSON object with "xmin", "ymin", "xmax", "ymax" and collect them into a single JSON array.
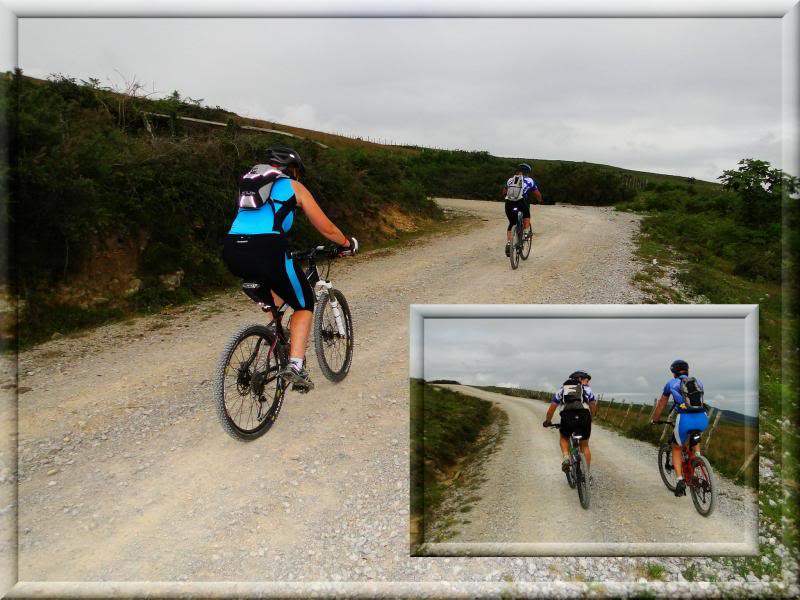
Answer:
[
  {"xmin": 509, "ymin": 205, "xmax": 533, "ymax": 270},
  {"xmin": 214, "ymin": 245, "xmax": 354, "ymax": 441},
  {"xmin": 546, "ymin": 422, "xmax": 591, "ymax": 509}
]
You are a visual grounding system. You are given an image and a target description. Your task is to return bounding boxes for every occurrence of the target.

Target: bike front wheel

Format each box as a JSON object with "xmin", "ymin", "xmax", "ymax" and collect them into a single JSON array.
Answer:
[
  {"xmin": 313, "ymin": 288, "xmax": 354, "ymax": 382},
  {"xmin": 658, "ymin": 443, "xmax": 678, "ymax": 492},
  {"xmin": 576, "ymin": 453, "xmax": 591, "ymax": 509},
  {"xmin": 521, "ymin": 224, "xmax": 533, "ymax": 260},
  {"xmin": 214, "ymin": 323, "xmax": 287, "ymax": 441},
  {"xmin": 689, "ymin": 455, "xmax": 716, "ymax": 517},
  {"xmin": 565, "ymin": 464, "xmax": 576, "ymax": 489}
]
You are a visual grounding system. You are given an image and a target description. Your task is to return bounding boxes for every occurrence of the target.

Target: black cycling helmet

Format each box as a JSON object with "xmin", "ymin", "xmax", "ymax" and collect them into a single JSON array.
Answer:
[
  {"xmin": 265, "ymin": 146, "xmax": 305, "ymax": 178},
  {"xmin": 670, "ymin": 359, "xmax": 689, "ymax": 374},
  {"xmin": 517, "ymin": 162, "xmax": 532, "ymax": 174},
  {"xmin": 570, "ymin": 370, "xmax": 591, "ymax": 381}
]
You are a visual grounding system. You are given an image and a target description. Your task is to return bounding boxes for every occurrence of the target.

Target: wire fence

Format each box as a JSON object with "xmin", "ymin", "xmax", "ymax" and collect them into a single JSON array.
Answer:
[{"xmin": 593, "ymin": 396, "xmax": 757, "ymax": 484}]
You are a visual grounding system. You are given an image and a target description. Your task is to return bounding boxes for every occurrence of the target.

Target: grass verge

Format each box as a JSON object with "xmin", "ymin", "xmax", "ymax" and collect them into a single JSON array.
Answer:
[{"xmin": 410, "ymin": 380, "xmax": 506, "ymax": 552}]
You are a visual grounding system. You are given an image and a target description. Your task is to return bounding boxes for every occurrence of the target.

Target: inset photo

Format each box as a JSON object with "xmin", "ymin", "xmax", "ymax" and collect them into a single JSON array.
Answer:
[{"xmin": 410, "ymin": 304, "xmax": 759, "ymax": 557}]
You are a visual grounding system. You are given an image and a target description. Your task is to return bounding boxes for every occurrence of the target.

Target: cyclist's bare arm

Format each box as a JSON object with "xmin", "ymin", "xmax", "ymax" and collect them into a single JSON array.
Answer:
[
  {"xmin": 652, "ymin": 394, "xmax": 670, "ymax": 422},
  {"xmin": 589, "ymin": 399, "xmax": 597, "ymax": 417},
  {"xmin": 544, "ymin": 402, "xmax": 557, "ymax": 423},
  {"xmin": 291, "ymin": 180, "xmax": 349, "ymax": 246},
  {"xmin": 531, "ymin": 189, "xmax": 543, "ymax": 204}
]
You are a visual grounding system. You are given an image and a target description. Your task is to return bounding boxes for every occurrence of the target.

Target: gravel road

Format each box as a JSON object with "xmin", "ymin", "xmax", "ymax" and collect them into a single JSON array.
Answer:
[
  {"xmin": 430, "ymin": 386, "xmax": 757, "ymax": 556},
  {"xmin": 5, "ymin": 199, "xmax": 786, "ymax": 595}
]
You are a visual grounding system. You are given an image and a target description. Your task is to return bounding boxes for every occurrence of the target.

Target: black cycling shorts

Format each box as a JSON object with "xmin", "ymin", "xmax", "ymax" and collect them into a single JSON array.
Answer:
[
  {"xmin": 222, "ymin": 234, "xmax": 315, "ymax": 311},
  {"xmin": 559, "ymin": 408, "xmax": 592, "ymax": 440},
  {"xmin": 505, "ymin": 199, "xmax": 530, "ymax": 231}
]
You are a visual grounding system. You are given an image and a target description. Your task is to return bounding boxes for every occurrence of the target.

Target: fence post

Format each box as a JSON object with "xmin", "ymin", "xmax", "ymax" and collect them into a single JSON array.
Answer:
[
  {"xmin": 620, "ymin": 401, "xmax": 633, "ymax": 429},
  {"xmin": 735, "ymin": 446, "xmax": 759, "ymax": 480},
  {"xmin": 659, "ymin": 413, "xmax": 675, "ymax": 443},
  {"xmin": 616, "ymin": 399, "xmax": 628, "ymax": 427},
  {"xmin": 595, "ymin": 394, "xmax": 604, "ymax": 420},
  {"xmin": 702, "ymin": 409, "xmax": 722, "ymax": 451},
  {"xmin": 603, "ymin": 398, "xmax": 616, "ymax": 420},
  {"xmin": 637, "ymin": 402, "xmax": 648, "ymax": 425}
]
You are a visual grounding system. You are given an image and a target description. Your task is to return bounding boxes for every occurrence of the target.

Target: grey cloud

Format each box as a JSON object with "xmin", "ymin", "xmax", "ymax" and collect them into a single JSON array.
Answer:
[
  {"xmin": 422, "ymin": 317, "xmax": 752, "ymax": 415},
  {"xmin": 18, "ymin": 17, "xmax": 783, "ymax": 181}
]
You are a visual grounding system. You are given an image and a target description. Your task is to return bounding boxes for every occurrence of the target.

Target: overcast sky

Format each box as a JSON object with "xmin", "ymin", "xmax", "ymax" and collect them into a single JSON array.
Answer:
[
  {"xmin": 421, "ymin": 317, "xmax": 754, "ymax": 415},
  {"xmin": 17, "ymin": 17, "xmax": 785, "ymax": 181}
]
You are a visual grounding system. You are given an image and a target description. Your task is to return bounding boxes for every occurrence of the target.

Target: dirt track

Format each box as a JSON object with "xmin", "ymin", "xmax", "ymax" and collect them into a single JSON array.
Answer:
[
  {"xmin": 10, "ymin": 199, "xmax": 647, "ymax": 582},
  {"xmin": 429, "ymin": 386, "xmax": 757, "ymax": 556}
]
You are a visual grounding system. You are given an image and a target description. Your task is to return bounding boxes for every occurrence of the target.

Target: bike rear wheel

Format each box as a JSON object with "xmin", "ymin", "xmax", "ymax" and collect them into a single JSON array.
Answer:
[
  {"xmin": 689, "ymin": 455, "xmax": 716, "ymax": 517},
  {"xmin": 521, "ymin": 224, "xmax": 533, "ymax": 260},
  {"xmin": 313, "ymin": 288, "xmax": 354, "ymax": 382},
  {"xmin": 510, "ymin": 223, "xmax": 521, "ymax": 270},
  {"xmin": 214, "ymin": 323, "xmax": 287, "ymax": 441},
  {"xmin": 576, "ymin": 453, "xmax": 591, "ymax": 509},
  {"xmin": 658, "ymin": 443, "xmax": 678, "ymax": 491}
]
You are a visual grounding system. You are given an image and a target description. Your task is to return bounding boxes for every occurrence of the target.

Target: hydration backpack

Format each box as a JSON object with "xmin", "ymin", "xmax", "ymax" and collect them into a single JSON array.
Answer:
[
  {"xmin": 237, "ymin": 165, "xmax": 286, "ymax": 209},
  {"xmin": 678, "ymin": 376, "xmax": 706, "ymax": 413},
  {"xmin": 559, "ymin": 379, "xmax": 587, "ymax": 411},
  {"xmin": 505, "ymin": 174, "xmax": 526, "ymax": 201}
]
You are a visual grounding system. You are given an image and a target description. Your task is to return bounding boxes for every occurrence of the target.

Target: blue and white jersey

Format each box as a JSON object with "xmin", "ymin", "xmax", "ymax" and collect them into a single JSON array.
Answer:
[
  {"xmin": 505, "ymin": 175, "xmax": 538, "ymax": 201},
  {"xmin": 663, "ymin": 376, "xmax": 704, "ymax": 414},
  {"xmin": 229, "ymin": 174, "xmax": 297, "ymax": 236},
  {"xmin": 551, "ymin": 384, "xmax": 596, "ymax": 406}
]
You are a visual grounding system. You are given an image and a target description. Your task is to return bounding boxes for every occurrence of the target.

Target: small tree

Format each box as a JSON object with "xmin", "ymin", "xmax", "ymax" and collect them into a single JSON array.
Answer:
[{"xmin": 718, "ymin": 158, "xmax": 798, "ymax": 227}]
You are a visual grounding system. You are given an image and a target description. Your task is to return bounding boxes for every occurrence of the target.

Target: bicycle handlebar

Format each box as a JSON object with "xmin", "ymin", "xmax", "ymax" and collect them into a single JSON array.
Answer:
[
  {"xmin": 544, "ymin": 422, "xmax": 561, "ymax": 428},
  {"xmin": 651, "ymin": 420, "xmax": 674, "ymax": 426},
  {"xmin": 290, "ymin": 244, "xmax": 342, "ymax": 260}
]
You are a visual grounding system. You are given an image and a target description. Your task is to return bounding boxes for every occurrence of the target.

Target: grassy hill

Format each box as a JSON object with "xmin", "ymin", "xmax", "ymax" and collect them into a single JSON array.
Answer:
[{"xmin": 1, "ymin": 71, "xmax": 720, "ymax": 346}]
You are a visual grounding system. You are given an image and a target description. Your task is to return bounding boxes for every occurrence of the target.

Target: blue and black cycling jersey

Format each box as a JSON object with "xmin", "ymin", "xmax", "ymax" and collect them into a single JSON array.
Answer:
[
  {"xmin": 662, "ymin": 376, "xmax": 704, "ymax": 414},
  {"xmin": 663, "ymin": 375, "xmax": 708, "ymax": 445},
  {"xmin": 223, "ymin": 173, "xmax": 315, "ymax": 310},
  {"xmin": 229, "ymin": 177, "xmax": 297, "ymax": 236}
]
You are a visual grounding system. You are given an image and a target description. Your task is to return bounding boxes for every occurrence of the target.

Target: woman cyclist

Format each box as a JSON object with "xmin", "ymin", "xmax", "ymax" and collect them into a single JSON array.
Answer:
[
  {"xmin": 651, "ymin": 359, "xmax": 709, "ymax": 497},
  {"xmin": 222, "ymin": 146, "xmax": 358, "ymax": 391}
]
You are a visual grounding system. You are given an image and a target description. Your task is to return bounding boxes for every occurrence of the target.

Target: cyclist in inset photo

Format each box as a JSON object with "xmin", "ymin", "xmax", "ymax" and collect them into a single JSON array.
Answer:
[
  {"xmin": 222, "ymin": 146, "xmax": 358, "ymax": 391},
  {"xmin": 543, "ymin": 370, "xmax": 597, "ymax": 476},
  {"xmin": 502, "ymin": 162, "xmax": 542, "ymax": 257},
  {"xmin": 651, "ymin": 359, "xmax": 710, "ymax": 497}
]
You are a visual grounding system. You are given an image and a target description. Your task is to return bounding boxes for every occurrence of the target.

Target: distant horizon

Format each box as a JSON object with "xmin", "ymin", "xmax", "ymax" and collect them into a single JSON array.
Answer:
[
  {"xmin": 420, "ymin": 317, "xmax": 756, "ymax": 418},
  {"xmin": 425, "ymin": 379, "xmax": 754, "ymax": 416}
]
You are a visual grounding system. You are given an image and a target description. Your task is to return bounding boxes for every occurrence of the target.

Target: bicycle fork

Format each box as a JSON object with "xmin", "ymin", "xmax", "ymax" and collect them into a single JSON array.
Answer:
[{"xmin": 315, "ymin": 280, "xmax": 347, "ymax": 336}]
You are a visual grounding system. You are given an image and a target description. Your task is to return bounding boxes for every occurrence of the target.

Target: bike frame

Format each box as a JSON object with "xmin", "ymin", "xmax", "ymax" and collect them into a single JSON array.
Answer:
[
  {"xmin": 241, "ymin": 245, "xmax": 347, "ymax": 357},
  {"xmin": 659, "ymin": 422, "xmax": 703, "ymax": 489}
]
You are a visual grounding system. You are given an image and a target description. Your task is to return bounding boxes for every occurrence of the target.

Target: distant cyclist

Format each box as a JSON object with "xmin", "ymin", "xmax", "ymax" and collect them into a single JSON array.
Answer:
[
  {"xmin": 222, "ymin": 146, "xmax": 358, "ymax": 391},
  {"xmin": 651, "ymin": 359, "xmax": 709, "ymax": 497},
  {"xmin": 543, "ymin": 370, "xmax": 597, "ymax": 475},
  {"xmin": 502, "ymin": 162, "xmax": 542, "ymax": 257}
]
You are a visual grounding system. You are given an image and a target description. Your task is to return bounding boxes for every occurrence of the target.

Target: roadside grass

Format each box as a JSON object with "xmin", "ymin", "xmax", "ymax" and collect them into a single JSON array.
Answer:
[
  {"xmin": 592, "ymin": 399, "xmax": 757, "ymax": 485},
  {"xmin": 13, "ymin": 208, "xmax": 477, "ymax": 353},
  {"xmin": 618, "ymin": 197, "xmax": 799, "ymax": 578},
  {"xmin": 410, "ymin": 379, "xmax": 507, "ymax": 550},
  {"xmin": 645, "ymin": 563, "xmax": 667, "ymax": 580}
]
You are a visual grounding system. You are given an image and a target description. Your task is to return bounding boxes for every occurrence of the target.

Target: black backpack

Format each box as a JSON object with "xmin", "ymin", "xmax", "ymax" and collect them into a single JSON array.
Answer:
[
  {"xmin": 560, "ymin": 378, "xmax": 587, "ymax": 411},
  {"xmin": 678, "ymin": 376, "xmax": 706, "ymax": 413}
]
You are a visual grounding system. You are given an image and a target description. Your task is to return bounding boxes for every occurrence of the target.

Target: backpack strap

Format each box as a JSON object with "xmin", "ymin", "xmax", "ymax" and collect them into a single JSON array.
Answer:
[{"xmin": 267, "ymin": 177, "xmax": 298, "ymax": 234}]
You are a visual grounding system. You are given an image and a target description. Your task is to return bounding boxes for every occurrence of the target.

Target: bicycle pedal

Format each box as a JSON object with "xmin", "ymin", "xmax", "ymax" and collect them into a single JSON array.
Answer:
[{"xmin": 291, "ymin": 383, "xmax": 312, "ymax": 394}]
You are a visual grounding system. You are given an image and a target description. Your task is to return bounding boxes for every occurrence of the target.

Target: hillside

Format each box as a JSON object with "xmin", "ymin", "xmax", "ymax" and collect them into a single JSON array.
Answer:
[{"xmin": 2, "ymin": 71, "xmax": 718, "ymax": 345}]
